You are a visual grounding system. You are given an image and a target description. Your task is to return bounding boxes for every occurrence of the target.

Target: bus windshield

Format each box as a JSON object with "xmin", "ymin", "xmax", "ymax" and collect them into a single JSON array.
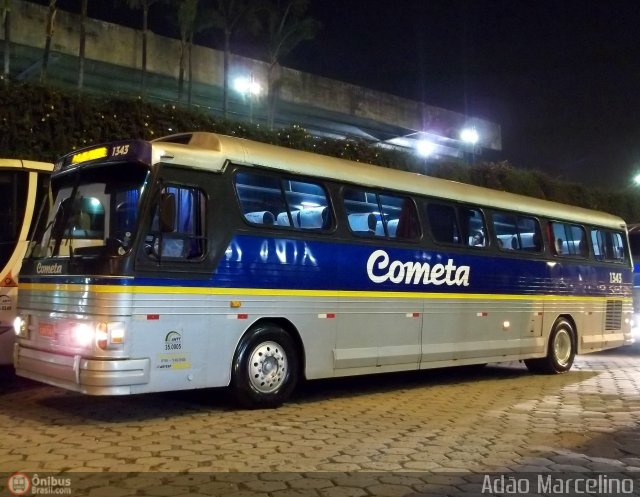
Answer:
[{"xmin": 28, "ymin": 163, "xmax": 150, "ymax": 259}]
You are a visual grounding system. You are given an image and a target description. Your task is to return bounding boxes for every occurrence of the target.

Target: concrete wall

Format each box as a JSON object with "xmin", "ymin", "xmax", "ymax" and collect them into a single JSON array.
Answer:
[{"xmin": 8, "ymin": 0, "xmax": 501, "ymax": 150}]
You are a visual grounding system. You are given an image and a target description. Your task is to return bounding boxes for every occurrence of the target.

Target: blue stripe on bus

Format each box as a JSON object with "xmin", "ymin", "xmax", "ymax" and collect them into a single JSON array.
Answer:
[{"xmin": 22, "ymin": 234, "xmax": 632, "ymax": 297}]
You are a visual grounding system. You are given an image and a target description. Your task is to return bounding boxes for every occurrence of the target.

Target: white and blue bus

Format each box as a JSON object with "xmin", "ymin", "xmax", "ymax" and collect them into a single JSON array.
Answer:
[
  {"xmin": 13, "ymin": 133, "xmax": 632, "ymax": 407},
  {"xmin": 0, "ymin": 158, "xmax": 53, "ymax": 365}
]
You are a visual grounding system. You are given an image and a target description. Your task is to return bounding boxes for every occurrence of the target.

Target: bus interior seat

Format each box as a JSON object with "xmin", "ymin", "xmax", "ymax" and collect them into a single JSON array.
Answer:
[
  {"xmin": 375, "ymin": 219, "xmax": 399, "ymax": 237},
  {"xmin": 245, "ymin": 211, "xmax": 275, "ymax": 225},
  {"xmin": 518, "ymin": 232, "xmax": 541, "ymax": 251},
  {"xmin": 298, "ymin": 207, "xmax": 328, "ymax": 229},
  {"xmin": 276, "ymin": 211, "xmax": 300, "ymax": 227},
  {"xmin": 511, "ymin": 236, "xmax": 520, "ymax": 249},
  {"xmin": 497, "ymin": 234, "xmax": 514, "ymax": 249},
  {"xmin": 348, "ymin": 213, "xmax": 376, "ymax": 233}
]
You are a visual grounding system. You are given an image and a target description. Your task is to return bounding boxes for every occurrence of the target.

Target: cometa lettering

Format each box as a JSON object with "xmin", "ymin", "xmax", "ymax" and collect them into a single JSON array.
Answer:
[
  {"xmin": 366, "ymin": 249, "xmax": 470, "ymax": 287},
  {"xmin": 36, "ymin": 263, "xmax": 63, "ymax": 275}
]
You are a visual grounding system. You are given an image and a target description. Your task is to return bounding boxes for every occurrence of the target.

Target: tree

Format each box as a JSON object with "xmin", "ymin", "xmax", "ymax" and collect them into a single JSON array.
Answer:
[
  {"xmin": 123, "ymin": 0, "xmax": 164, "ymax": 98},
  {"xmin": 176, "ymin": 0, "xmax": 198, "ymax": 104},
  {"xmin": 262, "ymin": 0, "xmax": 319, "ymax": 128},
  {"xmin": 78, "ymin": 0, "xmax": 88, "ymax": 91},
  {"xmin": 204, "ymin": 0, "xmax": 258, "ymax": 119},
  {"xmin": 1, "ymin": 0, "xmax": 10, "ymax": 85},
  {"xmin": 40, "ymin": 0, "xmax": 58, "ymax": 83}
]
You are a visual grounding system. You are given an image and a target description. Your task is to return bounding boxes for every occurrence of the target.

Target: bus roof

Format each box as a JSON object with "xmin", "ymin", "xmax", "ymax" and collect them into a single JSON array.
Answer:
[
  {"xmin": 0, "ymin": 158, "xmax": 54, "ymax": 172},
  {"xmin": 151, "ymin": 132, "xmax": 624, "ymax": 230}
]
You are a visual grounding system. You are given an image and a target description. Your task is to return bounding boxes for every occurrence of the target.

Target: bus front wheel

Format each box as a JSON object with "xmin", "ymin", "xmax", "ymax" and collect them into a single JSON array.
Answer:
[
  {"xmin": 525, "ymin": 318, "xmax": 576, "ymax": 374},
  {"xmin": 231, "ymin": 324, "xmax": 299, "ymax": 409}
]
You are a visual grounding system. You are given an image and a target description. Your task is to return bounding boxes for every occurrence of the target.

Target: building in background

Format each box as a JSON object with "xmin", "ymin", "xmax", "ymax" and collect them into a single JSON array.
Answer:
[{"xmin": 4, "ymin": 0, "xmax": 501, "ymax": 162}]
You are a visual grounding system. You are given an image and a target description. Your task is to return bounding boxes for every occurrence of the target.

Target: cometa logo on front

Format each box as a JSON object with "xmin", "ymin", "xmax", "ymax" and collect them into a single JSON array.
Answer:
[
  {"xmin": 36, "ymin": 263, "xmax": 63, "ymax": 275},
  {"xmin": 366, "ymin": 249, "xmax": 470, "ymax": 286}
]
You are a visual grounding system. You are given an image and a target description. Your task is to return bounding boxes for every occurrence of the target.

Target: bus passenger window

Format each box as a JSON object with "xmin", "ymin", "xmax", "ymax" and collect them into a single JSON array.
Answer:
[
  {"xmin": 235, "ymin": 171, "xmax": 330, "ymax": 230},
  {"xmin": 492, "ymin": 212, "xmax": 541, "ymax": 253},
  {"xmin": 550, "ymin": 221, "xmax": 587, "ymax": 257},
  {"xmin": 343, "ymin": 189, "xmax": 418, "ymax": 239},
  {"xmin": 591, "ymin": 229, "xmax": 626, "ymax": 263}
]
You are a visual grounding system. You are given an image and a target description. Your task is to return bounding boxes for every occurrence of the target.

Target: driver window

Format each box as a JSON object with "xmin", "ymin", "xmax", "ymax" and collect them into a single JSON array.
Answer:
[{"xmin": 146, "ymin": 185, "xmax": 206, "ymax": 260}]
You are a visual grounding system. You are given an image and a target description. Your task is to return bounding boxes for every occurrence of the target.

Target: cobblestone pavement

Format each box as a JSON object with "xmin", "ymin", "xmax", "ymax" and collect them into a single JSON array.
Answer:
[{"xmin": 1, "ymin": 345, "xmax": 640, "ymax": 496}]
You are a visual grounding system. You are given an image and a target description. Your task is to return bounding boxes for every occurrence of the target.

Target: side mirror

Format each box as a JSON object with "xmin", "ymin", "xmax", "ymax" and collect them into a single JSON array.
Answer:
[{"xmin": 159, "ymin": 192, "xmax": 176, "ymax": 233}]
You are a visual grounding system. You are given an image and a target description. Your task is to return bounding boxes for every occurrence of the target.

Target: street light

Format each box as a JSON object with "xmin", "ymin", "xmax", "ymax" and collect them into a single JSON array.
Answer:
[
  {"xmin": 416, "ymin": 139, "xmax": 435, "ymax": 157},
  {"xmin": 460, "ymin": 127, "xmax": 479, "ymax": 165},
  {"xmin": 460, "ymin": 127, "xmax": 479, "ymax": 145},
  {"xmin": 233, "ymin": 74, "xmax": 262, "ymax": 123},
  {"xmin": 233, "ymin": 75, "xmax": 262, "ymax": 97},
  {"xmin": 634, "ymin": 173, "xmax": 640, "ymax": 186}
]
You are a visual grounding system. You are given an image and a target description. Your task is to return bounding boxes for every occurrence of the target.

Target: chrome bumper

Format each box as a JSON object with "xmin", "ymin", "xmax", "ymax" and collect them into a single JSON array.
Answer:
[{"xmin": 14, "ymin": 344, "xmax": 150, "ymax": 395}]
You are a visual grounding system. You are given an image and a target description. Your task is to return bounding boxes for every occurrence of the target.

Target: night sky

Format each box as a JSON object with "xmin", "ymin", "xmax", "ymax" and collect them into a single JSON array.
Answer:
[
  {"xmin": 294, "ymin": 0, "xmax": 640, "ymax": 189},
  {"xmin": 28, "ymin": 0, "xmax": 640, "ymax": 188}
]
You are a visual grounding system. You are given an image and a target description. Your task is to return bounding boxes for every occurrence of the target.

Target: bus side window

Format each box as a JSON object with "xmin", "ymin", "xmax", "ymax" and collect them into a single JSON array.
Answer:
[
  {"xmin": 611, "ymin": 232, "xmax": 626, "ymax": 261},
  {"xmin": 147, "ymin": 186, "xmax": 206, "ymax": 260},
  {"xmin": 592, "ymin": 229, "xmax": 626, "ymax": 263},
  {"xmin": 492, "ymin": 212, "xmax": 541, "ymax": 253},
  {"xmin": 344, "ymin": 188, "xmax": 419, "ymax": 239},
  {"xmin": 235, "ymin": 171, "xmax": 331, "ymax": 230},
  {"xmin": 550, "ymin": 221, "xmax": 587, "ymax": 257}
]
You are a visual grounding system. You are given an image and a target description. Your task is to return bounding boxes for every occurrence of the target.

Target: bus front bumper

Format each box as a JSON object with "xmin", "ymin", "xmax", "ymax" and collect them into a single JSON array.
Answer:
[{"xmin": 13, "ymin": 344, "xmax": 150, "ymax": 395}]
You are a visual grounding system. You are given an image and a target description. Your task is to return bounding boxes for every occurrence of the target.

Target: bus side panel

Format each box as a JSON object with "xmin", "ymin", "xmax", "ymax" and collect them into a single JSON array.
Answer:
[{"xmin": 335, "ymin": 296, "xmax": 421, "ymax": 370}]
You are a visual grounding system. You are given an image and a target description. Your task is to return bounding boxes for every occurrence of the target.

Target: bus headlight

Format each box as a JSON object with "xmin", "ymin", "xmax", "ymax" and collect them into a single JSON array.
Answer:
[
  {"xmin": 73, "ymin": 323, "xmax": 94, "ymax": 347},
  {"xmin": 14, "ymin": 316, "xmax": 29, "ymax": 338},
  {"xmin": 72, "ymin": 321, "xmax": 126, "ymax": 350}
]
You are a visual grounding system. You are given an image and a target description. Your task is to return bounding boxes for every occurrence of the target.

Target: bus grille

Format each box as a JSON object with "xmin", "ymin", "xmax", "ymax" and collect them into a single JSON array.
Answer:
[{"xmin": 605, "ymin": 300, "xmax": 623, "ymax": 330}]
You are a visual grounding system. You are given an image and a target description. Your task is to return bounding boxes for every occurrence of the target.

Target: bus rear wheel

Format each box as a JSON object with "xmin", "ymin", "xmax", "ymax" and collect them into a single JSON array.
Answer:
[
  {"xmin": 525, "ymin": 318, "xmax": 576, "ymax": 374},
  {"xmin": 231, "ymin": 324, "xmax": 299, "ymax": 409}
]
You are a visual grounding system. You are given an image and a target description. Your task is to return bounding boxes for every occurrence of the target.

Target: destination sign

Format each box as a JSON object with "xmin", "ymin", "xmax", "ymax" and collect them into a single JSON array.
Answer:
[{"xmin": 55, "ymin": 140, "xmax": 152, "ymax": 172}]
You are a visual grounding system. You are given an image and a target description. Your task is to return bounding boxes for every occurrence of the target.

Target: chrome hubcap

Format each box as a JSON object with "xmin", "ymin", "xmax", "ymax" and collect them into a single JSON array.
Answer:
[
  {"xmin": 553, "ymin": 329, "xmax": 572, "ymax": 367},
  {"xmin": 247, "ymin": 341, "xmax": 287, "ymax": 394}
]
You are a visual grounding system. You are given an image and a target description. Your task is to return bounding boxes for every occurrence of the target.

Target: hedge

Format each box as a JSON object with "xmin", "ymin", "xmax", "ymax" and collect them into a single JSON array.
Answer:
[{"xmin": 2, "ymin": 82, "xmax": 638, "ymax": 222}]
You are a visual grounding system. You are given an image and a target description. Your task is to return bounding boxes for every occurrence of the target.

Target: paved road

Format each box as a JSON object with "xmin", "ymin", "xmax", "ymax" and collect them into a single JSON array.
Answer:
[{"xmin": 1, "ymin": 345, "xmax": 640, "ymax": 496}]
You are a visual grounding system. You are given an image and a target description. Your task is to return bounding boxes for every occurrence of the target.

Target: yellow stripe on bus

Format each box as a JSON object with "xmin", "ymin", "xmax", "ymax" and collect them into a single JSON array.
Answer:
[{"xmin": 19, "ymin": 282, "xmax": 631, "ymax": 302}]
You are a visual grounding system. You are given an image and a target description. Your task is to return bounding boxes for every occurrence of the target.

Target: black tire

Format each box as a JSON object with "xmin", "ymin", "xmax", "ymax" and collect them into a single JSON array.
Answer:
[
  {"xmin": 524, "ymin": 318, "xmax": 576, "ymax": 374},
  {"xmin": 231, "ymin": 324, "xmax": 299, "ymax": 409}
]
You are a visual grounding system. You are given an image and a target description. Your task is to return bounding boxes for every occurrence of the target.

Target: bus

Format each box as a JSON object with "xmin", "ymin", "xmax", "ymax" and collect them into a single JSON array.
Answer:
[
  {"xmin": 0, "ymin": 158, "xmax": 53, "ymax": 364},
  {"xmin": 12, "ymin": 133, "xmax": 632, "ymax": 407}
]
